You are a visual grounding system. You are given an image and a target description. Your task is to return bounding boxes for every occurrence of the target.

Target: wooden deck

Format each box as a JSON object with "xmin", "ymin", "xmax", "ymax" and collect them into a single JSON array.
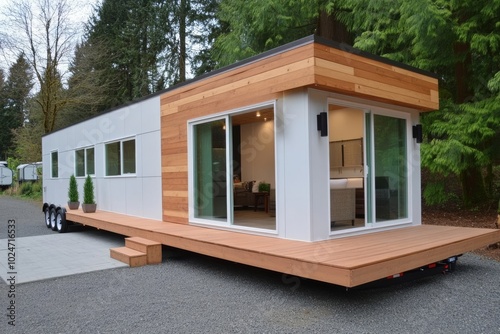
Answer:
[{"xmin": 66, "ymin": 209, "xmax": 500, "ymax": 287}]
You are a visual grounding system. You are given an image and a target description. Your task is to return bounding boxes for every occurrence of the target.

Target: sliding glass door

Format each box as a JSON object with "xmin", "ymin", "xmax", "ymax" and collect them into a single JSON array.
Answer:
[
  {"xmin": 329, "ymin": 103, "xmax": 411, "ymax": 233},
  {"xmin": 366, "ymin": 112, "xmax": 409, "ymax": 224},
  {"xmin": 193, "ymin": 119, "xmax": 227, "ymax": 221},
  {"xmin": 190, "ymin": 103, "xmax": 277, "ymax": 231}
]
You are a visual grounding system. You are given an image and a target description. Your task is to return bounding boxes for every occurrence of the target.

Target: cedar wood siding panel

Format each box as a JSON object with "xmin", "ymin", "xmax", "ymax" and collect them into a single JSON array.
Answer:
[
  {"xmin": 160, "ymin": 40, "xmax": 439, "ymax": 224},
  {"xmin": 312, "ymin": 44, "xmax": 439, "ymax": 110}
]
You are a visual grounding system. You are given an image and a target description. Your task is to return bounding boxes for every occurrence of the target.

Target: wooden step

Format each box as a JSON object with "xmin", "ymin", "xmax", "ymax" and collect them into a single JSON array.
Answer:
[
  {"xmin": 125, "ymin": 237, "xmax": 162, "ymax": 264},
  {"xmin": 110, "ymin": 247, "xmax": 147, "ymax": 267}
]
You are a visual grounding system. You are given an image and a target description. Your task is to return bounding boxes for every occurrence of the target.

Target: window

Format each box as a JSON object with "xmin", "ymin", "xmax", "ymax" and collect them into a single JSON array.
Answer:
[
  {"xmin": 75, "ymin": 149, "xmax": 85, "ymax": 176},
  {"xmin": 105, "ymin": 139, "xmax": 136, "ymax": 176},
  {"xmin": 51, "ymin": 151, "xmax": 58, "ymax": 178},
  {"xmin": 87, "ymin": 147, "xmax": 95, "ymax": 175},
  {"xmin": 122, "ymin": 139, "xmax": 136, "ymax": 174},
  {"xmin": 75, "ymin": 147, "xmax": 95, "ymax": 177}
]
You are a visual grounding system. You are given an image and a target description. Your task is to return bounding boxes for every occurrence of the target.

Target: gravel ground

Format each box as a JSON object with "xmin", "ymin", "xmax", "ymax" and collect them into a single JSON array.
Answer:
[{"xmin": 1, "ymin": 196, "xmax": 500, "ymax": 333}]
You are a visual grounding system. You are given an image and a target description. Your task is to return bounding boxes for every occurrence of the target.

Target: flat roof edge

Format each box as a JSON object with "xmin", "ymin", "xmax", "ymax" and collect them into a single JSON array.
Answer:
[
  {"xmin": 44, "ymin": 34, "xmax": 438, "ymax": 137},
  {"xmin": 312, "ymin": 35, "xmax": 440, "ymax": 79}
]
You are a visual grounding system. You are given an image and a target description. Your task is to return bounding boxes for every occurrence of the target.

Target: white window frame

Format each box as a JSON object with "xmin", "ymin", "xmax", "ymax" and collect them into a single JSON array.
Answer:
[
  {"xmin": 187, "ymin": 100, "xmax": 278, "ymax": 236},
  {"xmin": 104, "ymin": 137, "xmax": 136, "ymax": 177},
  {"xmin": 75, "ymin": 146, "xmax": 95, "ymax": 177},
  {"xmin": 366, "ymin": 108, "xmax": 413, "ymax": 228}
]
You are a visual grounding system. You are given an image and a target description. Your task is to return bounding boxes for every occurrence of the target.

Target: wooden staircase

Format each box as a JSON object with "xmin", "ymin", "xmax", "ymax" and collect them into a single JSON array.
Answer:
[{"xmin": 110, "ymin": 237, "xmax": 162, "ymax": 267}]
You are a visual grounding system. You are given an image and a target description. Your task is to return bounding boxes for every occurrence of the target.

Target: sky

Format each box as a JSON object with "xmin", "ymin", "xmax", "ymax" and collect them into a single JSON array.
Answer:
[{"xmin": 0, "ymin": 0, "xmax": 101, "ymax": 72}]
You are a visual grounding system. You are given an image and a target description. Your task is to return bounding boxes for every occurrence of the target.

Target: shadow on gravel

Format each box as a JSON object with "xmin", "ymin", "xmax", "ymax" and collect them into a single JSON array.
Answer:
[{"xmin": 157, "ymin": 246, "xmax": 469, "ymax": 302}]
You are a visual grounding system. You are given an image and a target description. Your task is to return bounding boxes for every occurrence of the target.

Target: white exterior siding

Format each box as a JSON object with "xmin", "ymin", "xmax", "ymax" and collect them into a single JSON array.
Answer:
[{"xmin": 42, "ymin": 96, "xmax": 162, "ymax": 220}]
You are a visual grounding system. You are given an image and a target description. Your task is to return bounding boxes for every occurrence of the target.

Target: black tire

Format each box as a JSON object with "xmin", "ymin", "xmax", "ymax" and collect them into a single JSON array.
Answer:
[
  {"xmin": 50, "ymin": 207, "xmax": 58, "ymax": 231},
  {"xmin": 56, "ymin": 208, "xmax": 68, "ymax": 233},
  {"xmin": 44, "ymin": 207, "xmax": 51, "ymax": 228}
]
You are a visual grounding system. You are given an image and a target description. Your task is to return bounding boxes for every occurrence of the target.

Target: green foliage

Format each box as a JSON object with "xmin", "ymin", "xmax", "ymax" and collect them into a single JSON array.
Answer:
[
  {"xmin": 11, "ymin": 119, "xmax": 43, "ymax": 163},
  {"xmin": 19, "ymin": 181, "xmax": 42, "ymax": 199},
  {"xmin": 83, "ymin": 175, "xmax": 95, "ymax": 205},
  {"xmin": 81, "ymin": 0, "xmax": 220, "ymax": 113},
  {"xmin": 19, "ymin": 182, "xmax": 33, "ymax": 196},
  {"xmin": 342, "ymin": 0, "xmax": 500, "ymax": 206},
  {"xmin": 0, "ymin": 53, "xmax": 33, "ymax": 158},
  {"xmin": 258, "ymin": 182, "xmax": 270, "ymax": 193},
  {"xmin": 214, "ymin": 0, "xmax": 323, "ymax": 67},
  {"xmin": 423, "ymin": 182, "xmax": 455, "ymax": 206},
  {"xmin": 68, "ymin": 174, "xmax": 79, "ymax": 203},
  {"xmin": 7, "ymin": 157, "xmax": 20, "ymax": 183}
]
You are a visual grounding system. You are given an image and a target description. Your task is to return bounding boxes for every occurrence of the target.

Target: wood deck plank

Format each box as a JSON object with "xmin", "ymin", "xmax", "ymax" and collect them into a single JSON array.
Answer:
[{"xmin": 66, "ymin": 209, "xmax": 500, "ymax": 287}]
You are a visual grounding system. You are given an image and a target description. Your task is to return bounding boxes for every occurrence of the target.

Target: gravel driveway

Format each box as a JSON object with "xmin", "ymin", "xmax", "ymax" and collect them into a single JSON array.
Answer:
[{"xmin": 1, "ymin": 196, "xmax": 500, "ymax": 333}]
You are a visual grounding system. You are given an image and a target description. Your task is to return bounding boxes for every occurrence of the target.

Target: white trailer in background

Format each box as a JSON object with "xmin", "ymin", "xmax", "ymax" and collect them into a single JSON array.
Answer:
[
  {"xmin": 0, "ymin": 165, "xmax": 13, "ymax": 188},
  {"xmin": 17, "ymin": 162, "xmax": 42, "ymax": 183}
]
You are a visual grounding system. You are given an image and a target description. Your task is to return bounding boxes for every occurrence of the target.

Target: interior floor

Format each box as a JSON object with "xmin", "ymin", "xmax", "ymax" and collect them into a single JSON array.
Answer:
[
  {"xmin": 233, "ymin": 208, "xmax": 276, "ymax": 230},
  {"xmin": 331, "ymin": 218, "xmax": 365, "ymax": 231}
]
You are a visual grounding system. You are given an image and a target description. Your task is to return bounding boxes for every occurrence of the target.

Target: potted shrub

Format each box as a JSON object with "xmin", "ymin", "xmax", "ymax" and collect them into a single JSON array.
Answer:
[
  {"xmin": 67, "ymin": 174, "xmax": 80, "ymax": 210},
  {"xmin": 258, "ymin": 182, "xmax": 270, "ymax": 193},
  {"xmin": 82, "ymin": 174, "xmax": 97, "ymax": 213}
]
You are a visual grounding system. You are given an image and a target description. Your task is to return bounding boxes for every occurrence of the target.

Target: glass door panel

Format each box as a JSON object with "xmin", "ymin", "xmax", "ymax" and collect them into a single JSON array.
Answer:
[
  {"xmin": 373, "ymin": 114, "xmax": 408, "ymax": 222},
  {"xmin": 193, "ymin": 119, "xmax": 227, "ymax": 221},
  {"xmin": 329, "ymin": 104, "xmax": 366, "ymax": 231}
]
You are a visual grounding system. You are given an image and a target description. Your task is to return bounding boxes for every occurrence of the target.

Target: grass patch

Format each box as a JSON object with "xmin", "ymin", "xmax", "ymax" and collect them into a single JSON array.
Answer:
[{"xmin": 1, "ymin": 181, "xmax": 43, "ymax": 202}]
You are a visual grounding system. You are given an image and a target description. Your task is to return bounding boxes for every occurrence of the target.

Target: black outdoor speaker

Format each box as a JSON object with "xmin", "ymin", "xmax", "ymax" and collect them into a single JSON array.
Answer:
[
  {"xmin": 413, "ymin": 124, "xmax": 423, "ymax": 143},
  {"xmin": 317, "ymin": 112, "xmax": 328, "ymax": 137}
]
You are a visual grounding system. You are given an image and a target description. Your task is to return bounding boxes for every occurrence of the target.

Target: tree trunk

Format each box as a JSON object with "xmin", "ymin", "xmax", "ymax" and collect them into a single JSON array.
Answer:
[
  {"xmin": 453, "ymin": 41, "xmax": 473, "ymax": 103},
  {"xmin": 460, "ymin": 166, "xmax": 487, "ymax": 207},
  {"xmin": 179, "ymin": 0, "xmax": 187, "ymax": 83},
  {"xmin": 316, "ymin": 10, "xmax": 353, "ymax": 45}
]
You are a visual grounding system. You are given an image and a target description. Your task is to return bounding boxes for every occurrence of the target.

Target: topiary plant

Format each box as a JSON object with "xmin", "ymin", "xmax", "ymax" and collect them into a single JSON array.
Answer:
[
  {"xmin": 83, "ymin": 174, "xmax": 95, "ymax": 204},
  {"xmin": 68, "ymin": 174, "xmax": 79, "ymax": 203}
]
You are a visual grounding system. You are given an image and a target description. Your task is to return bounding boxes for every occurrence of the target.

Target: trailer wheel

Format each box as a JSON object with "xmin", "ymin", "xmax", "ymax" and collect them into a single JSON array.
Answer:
[
  {"xmin": 56, "ymin": 209, "xmax": 68, "ymax": 233},
  {"xmin": 44, "ymin": 207, "xmax": 51, "ymax": 228},
  {"xmin": 50, "ymin": 207, "xmax": 58, "ymax": 231}
]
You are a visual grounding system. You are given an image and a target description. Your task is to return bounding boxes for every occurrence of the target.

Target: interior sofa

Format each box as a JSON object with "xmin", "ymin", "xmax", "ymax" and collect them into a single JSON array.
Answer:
[{"xmin": 233, "ymin": 181, "xmax": 255, "ymax": 207}]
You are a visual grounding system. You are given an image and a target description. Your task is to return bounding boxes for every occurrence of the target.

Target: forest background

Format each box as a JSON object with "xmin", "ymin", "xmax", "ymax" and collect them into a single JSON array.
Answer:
[{"xmin": 0, "ymin": 0, "xmax": 499, "ymax": 211}]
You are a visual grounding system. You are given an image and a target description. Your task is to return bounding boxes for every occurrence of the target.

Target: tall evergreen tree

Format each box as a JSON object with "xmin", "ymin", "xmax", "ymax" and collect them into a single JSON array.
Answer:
[
  {"xmin": 84, "ymin": 0, "xmax": 172, "ymax": 110},
  {"xmin": 56, "ymin": 40, "xmax": 113, "ymax": 128},
  {"xmin": 0, "ymin": 53, "xmax": 33, "ymax": 159},
  {"xmin": 80, "ymin": 0, "xmax": 221, "ymax": 113},
  {"xmin": 341, "ymin": 0, "xmax": 500, "ymax": 206},
  {"xmin": 213, "ymin": 0, "xmax": 353, "ymax": 67}
]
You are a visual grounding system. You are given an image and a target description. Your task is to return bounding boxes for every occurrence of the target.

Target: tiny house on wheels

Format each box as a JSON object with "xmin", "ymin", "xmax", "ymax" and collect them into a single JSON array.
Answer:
[
  {"xmin": 42, "ymin": 36, "xmax": 500, "ymax": 288},
  {"xmin": 0, "ymin": 163, "xmax": 13, "ymax": 188},
  {"xmin": 17, "ymin": 162, "xmax": 42, "ymax": 183}
]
